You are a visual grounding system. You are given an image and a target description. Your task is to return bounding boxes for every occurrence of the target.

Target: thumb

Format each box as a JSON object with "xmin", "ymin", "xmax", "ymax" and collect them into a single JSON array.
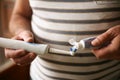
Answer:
[
  {"xmin": 22, "ymin": 34, "xmax": 34, "ymax": 43},
  {"xmin": 22, "ymin": 35, "xmax": 34, "ymax": 42},
  {"xmin": 19, "ymin": 31, "xmax": 34, "ymax": 42},
  {"xmin": 92, "ymin": 30, "xmax": 113, "ymax": 47}
]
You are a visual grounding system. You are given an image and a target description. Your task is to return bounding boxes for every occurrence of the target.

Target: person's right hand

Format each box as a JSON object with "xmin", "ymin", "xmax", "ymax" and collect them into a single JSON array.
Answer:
[{"xmin": 5, "ymin": 31, "xmax": 36, "ymax": 66}]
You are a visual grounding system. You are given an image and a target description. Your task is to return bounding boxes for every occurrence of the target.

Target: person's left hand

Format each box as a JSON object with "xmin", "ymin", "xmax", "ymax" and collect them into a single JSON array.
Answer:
[{"xmin": 92, "ymin": 25, "xmax": 120, "ymax": 60}]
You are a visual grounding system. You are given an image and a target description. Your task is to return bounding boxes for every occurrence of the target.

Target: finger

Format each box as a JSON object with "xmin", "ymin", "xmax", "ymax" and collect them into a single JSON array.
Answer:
[
  {"xmin": 92, "ymin": 36, "xmax": 120, "ymax": 59},
  {"xmin": 92, "ymin": 47, "xmax": 112, "ymax": 59},
  {"xmin": 11, "ymin": 53, "xmax": 36, "ymax": 65},
  {"xmin": 22, "ymin": 34, "xmax": 34, "ymax": 42},
  {"xmin": 5, "ymin": 49, "xmax": 27, "ymax": 58},
  {"xmin": 19, "ymin": 31, "xmax": 34, "ymax": 42},
  {"xmin": 92, "ymin": 30, "xmax": 113, "ymax": 47}
]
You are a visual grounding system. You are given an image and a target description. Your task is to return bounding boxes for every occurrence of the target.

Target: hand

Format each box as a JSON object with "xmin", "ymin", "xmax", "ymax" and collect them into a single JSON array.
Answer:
[
  {"xmin": 5, "ymin": 31, "xmax": 36, "ymax": 66},
  {"xmin": 92, "ymin": 25, "xmax": 120, "ymax": 60}
]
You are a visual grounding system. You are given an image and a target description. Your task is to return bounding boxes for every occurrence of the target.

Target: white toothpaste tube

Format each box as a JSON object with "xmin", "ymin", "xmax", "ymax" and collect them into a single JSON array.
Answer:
[{"xmin": 69, "ymin": 37, "xmax": 98, "ymax": 55}]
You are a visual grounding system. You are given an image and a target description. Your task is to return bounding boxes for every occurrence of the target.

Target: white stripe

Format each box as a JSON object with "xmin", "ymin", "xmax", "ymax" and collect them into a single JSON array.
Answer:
[
  {"xmin": 33, "ymin": 59, "xmax": 57, "ymax": 80},
  {"xmin": 32, "ymin": 15, "xmax": 120, "ymax": 31},
  {"xmin": 36, "ymin": 56, "xmax": 118, "ymax": 72},
  {"xmin": 32, "ymin": 23, "xmax": 97, "ymax": 42},
  {"xmin": 29, "ymin": 1, "xmax": 120, "ymax": 9},
  {"xmin": 101, "ymin": 70, "xmax": 120, "ymax": 80},
  {"xmin": 39, "ymin": 54, "xmax": 101, "ymax": 63},
  {"xmin": 30, "ymin": 62, "xmax": 44, "ymax": 80},
  {"xmin": 31, "ymin": 60, "xmax": 57, "ymax": 80},
  {"xmin": 34, "ymin": 58, "xmax": 120, "ymax": 80},
  {"xmin": 35, "ymin": 58, "xmax": 91, "ymax": 80},
  {"xmin": 33, "ymin": 10, "xmax": 120, "ymax": 20}
]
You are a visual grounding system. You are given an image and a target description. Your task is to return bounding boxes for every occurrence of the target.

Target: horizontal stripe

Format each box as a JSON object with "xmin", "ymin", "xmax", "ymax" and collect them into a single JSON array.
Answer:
[
  {"xmin": 37, "ymin": 56, "xmax": 119, "ymax": 72},
  {"xmin": 31, "ymin": 63, "xmax": 49, "ymax": 80},
  {"xmin": 49, "ymin": 52, "xmax": 95, "ymax": 57},
  {"xmin": 34, "ymin": 61, "xmax": 72, "ymax": 80},
  {"xmin": 30, "ymin": 1, "xmax": 120, "ymax": 10},
  {"xmin": 34, "ymin": 13, "xmax": 120, "ymax": 24},
  {"xmin": 93, "ymin": 69, "xmax": 120, "ymax": 80},
  {"xmin": 32, "ymin": 22, "xmax": 99, "ymax": 43},
  {"xmin": 40, "ymin": 57, "xmax": 112, "ymax": 66},
  {"xmin": 33, "ymin": 35, "xmax": 99, "ymax": 47},
  {"xmin": 34, "ymin": 59, "xmax": 120, "ymax": 79},
  {"xmin": 31, "ymin": 0, "xmax": 93, "ymax": 2},
  {"xmin": 32, "ymin": 13, "xmax": 114, "ymax": 31},
  {"xmin": 38, "ymin": 61, "xmax": 120, "ymax": 75},
  {"xmin": 30, "ymin": 65, "xmax": 45, "ymax": 80},
  {"xmin": 32, "ymin": 58, "xmax": 120, "ymax": 80},
  {"xmin": 39, "ymin": 54, "xmax": 111, "ymax": 64},
  {"xmin": 33, "ymin": 7, "xmax": 120, "ymax": 13},
  {"xmin": 33, "ymin": 10, "xmax": 120, "ymax": 21},
  {"xmin": 32, "ymin": 68, "xmax": 120, "ymax": 80},
  {"xmin": 34, "ymin": 34, "xmax": 70, "ymax": 46},
  {"xmin": 33, "ymin": 21, "xmax": 107, "ymax": 35}
]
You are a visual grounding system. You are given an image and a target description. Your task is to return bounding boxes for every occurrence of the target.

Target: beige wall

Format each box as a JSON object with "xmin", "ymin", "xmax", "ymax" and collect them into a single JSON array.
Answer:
[
  {"xmin": 0, "ymin": 0, "xmax": 15, "ymax": 37},
  {"xmin": 0, "ymin": 0, "xmax": 15, "ymax": 72}
]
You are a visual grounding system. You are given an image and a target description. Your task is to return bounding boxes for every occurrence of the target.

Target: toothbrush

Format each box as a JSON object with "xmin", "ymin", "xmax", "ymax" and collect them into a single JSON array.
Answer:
[{"xmin": 0, "ymin": 37, "xmax": 70, "ymax": 55}]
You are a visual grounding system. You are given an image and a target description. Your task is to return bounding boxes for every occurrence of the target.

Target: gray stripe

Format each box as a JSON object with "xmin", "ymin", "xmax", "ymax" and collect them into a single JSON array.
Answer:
[
  {"xmin": 31, "ymin": 0, "xmax": 93, "ymax": 2},
  {"xmin": 40, "ymin": 57, "xmax": 112, "ymax": 66},
  {"xmin": 35, "ymin": 61, "xmax": 120, "ymax": 80},
  {"xmin": 35, "ymin": 63, "xmax": 72, "ymax": 80},
  {"xmin": 35, "ymin": 35, "xmax": 110, "ymax": 46},
  {"xmin": 33, "ymin": 21, "xmax": 107, "ymax": 35},
  {"xmin": 34, "ymin": 35, "xmax": 70, "ymax": 46},
  {"xmin": 34, "ymin": 14, "xmax": 120, "ymax": 24},
  {"xmin": 93, "ymin": 69, "xmax": 120, "ymax": 80},
  {"xmin": 39, "ymin": 59, "xmax": 119, "ymax": 75},
  {"xmin": 33, "ymin": 7, "xmax": 120, "ymax": 13},
  {"xmin": 49, "ymin": 52, "xmax": 95, "ymax": 57}
]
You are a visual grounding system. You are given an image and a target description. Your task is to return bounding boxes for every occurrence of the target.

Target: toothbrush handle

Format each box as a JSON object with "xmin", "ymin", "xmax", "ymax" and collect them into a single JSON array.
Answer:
[{"xmin": 0, "ymin": 37, "xmax": 49, "ymax": 55}]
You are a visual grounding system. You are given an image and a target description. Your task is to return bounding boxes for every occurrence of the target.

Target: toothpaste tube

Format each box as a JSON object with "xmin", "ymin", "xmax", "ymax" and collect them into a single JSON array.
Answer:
[{"xmin": 69, "ymin": 37, "xmax": 97, "ymax": 55}]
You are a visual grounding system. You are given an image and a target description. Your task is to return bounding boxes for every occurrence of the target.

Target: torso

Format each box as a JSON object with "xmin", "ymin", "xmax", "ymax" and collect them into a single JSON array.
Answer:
[{"xmin": 29, "ymin": 0, "xmax": 120, "ymax": 80}]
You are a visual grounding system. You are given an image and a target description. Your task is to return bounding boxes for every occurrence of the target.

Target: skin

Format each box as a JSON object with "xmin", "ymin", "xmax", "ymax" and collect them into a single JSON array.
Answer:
[
  {"xmin": 5, "ymin": 0, "xmax": 120, "ymax": 66},
  {"xmin": 5, "ymin": 0, "xmax": 36, "ymax": 66},
  {"xmin": 92, "ymin": 25, "xmax": 120, "ymax": 60}
]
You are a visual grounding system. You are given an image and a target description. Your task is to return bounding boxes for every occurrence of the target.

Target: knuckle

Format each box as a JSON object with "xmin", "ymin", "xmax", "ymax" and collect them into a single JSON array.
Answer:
[
  {"xmin": 13, "ymin": 58, "xmax": 21, "ymax": 64},
  {"xmin": 16, "ymin": 49, "xmax": 27, "ymax": 56},
  {"xmin": 29, "ymin": 53, "xmax": 36, "ymax": 59},
  {"xmin": 96, "ymin": 36, "xmax": 103, "ymax": 44}
]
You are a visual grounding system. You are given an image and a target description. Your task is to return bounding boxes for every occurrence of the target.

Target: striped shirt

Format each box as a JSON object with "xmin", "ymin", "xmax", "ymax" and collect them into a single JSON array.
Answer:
[{"xmin": 29, "ymin": 0, "xmax": 120, "ymax": 80}]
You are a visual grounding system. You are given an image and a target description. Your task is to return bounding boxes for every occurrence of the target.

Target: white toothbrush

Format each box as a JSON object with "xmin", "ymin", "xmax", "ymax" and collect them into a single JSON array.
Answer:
[{"xmin": 0, "ymin": 37, "xmax": 70, "ymax": 55}]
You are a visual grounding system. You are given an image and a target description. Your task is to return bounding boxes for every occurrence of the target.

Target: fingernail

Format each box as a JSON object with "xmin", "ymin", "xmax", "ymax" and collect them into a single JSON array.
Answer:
[{"xmin": 91, "ymin": 39, "xmax": 98, "ymax": 46}]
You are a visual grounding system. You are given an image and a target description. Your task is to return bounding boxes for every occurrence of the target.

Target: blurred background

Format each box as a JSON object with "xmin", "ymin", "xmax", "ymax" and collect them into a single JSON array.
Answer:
[{"xmin": 0, "ymin": 0, "xmax": 30, "ymax": 80}]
